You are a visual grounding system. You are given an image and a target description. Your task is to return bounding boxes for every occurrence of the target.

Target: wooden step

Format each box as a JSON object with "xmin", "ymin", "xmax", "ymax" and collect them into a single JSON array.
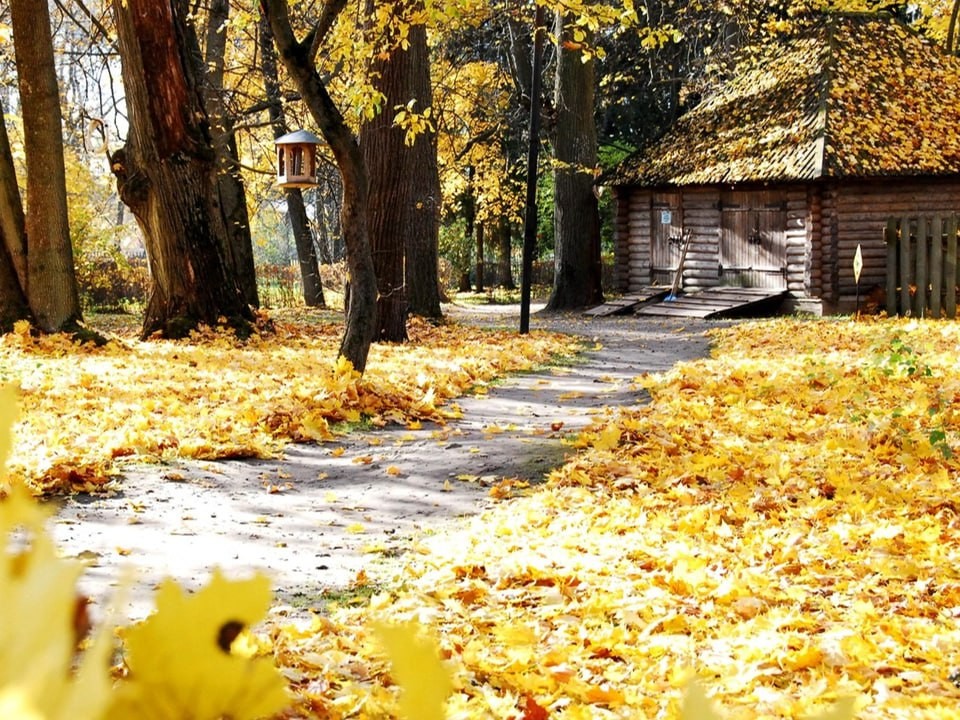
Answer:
[{"xmin": 635, "ymin": 287, "xmax": 788, "ymax": 319}]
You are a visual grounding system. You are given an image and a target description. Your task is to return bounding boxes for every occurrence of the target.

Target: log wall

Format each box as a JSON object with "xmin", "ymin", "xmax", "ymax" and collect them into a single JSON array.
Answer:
[
  {"xmin": 616, "ymin": 178, "xmax": 960, "ymax": 312},
  {"xmin": 681, "ymin": 188, "xmax": 721, "ymax": 289}
]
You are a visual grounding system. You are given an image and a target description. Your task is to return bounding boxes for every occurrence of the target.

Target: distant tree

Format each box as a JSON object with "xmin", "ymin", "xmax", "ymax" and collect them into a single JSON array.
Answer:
[
  {"xmin": 202, "ymin": 0, "xmax": 260, "ymax": 309},
  {"xmin": 110, "ymin": 0, "xmax": 253, "ymax": 339},
  {"xmin": 258, "ymin": 13, "xmax": 326, "ymax": 308},
  {"xmin": 6, "ymin": 0, "xmax": 83, "ymax": 333}
]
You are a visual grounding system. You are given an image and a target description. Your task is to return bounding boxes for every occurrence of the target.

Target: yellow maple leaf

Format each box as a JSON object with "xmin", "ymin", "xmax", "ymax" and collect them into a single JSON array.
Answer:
[
  {"xmin": 107, "ymin": 570, "xmax": 288, "ymax": 720},
  {"xmin": 372, "ymin": 621, "xmax": 452, "ymax": 720},
  {"xmin": 681, "ymin": 680, "xmax": 723, "ymax": 719},
  {"xmin": 592, "ymin": 424, "xmax": 622, "ymax": 451},
  {"xmin": 0, "ymin": 388, "xmax": 113, "ymax": 720}
]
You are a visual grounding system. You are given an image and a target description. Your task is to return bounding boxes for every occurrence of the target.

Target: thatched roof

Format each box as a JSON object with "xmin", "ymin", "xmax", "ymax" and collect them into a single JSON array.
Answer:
[{"xmin": 610, "ymin": 13, "xmax": 960, "ymax": 187}]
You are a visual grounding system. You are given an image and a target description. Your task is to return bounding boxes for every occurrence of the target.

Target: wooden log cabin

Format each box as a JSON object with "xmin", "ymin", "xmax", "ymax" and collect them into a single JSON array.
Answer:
[{"xmin": 607, "ymin": 12, "xmax": 960, "ymax": 315}]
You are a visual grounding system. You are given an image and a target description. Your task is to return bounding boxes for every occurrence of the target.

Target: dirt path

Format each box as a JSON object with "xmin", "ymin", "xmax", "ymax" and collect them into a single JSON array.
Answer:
[{"xmin": 48, "ymin": 306, "xmax": 721, "ymax": 621}]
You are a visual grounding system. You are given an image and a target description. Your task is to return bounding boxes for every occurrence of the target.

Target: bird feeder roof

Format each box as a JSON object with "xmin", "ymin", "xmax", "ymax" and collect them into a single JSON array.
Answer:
[{"xmin": 275, "ymin": 129, "xmax": 322, "ymax": 146}]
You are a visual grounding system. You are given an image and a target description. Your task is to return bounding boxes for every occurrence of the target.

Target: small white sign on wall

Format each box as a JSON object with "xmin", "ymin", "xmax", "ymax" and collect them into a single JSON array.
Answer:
[{"xmin": 660, "ymin": 210, "xmax": 672, "ymax": 225}]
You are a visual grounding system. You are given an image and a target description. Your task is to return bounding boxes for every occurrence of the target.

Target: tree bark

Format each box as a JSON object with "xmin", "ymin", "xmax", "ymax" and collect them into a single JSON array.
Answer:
[
  {"xmin": 202, "ymin": 0, "xmax": 260, "ymax": 308},
  {"xmin": 402, "ymin": 12, "xmax": 443, "ymax": 320},
  {"xmin": 544, "ymin": 11, "xmax": 604, "ymax": 312},
  {"xmin": 258, "ymin": 12, "xmax": 325, "ymax": 307},
  {"xmin": 361, "ymin": 6, "xmax": 410, "ymax": 342},
  {"xmin": 0, "ymin": 107, "xmax": 30, "ymax": 331},
  {"xmin": 497, "ymin": 216, "xmax": 515, "ymax": 289},
  {"xmin": 463, "ymin": 169, "xmax": 476, "ymax": 291},
  {"xmin": 263, "ymin": 0, "xmax": 376, "ymax": 372},
  {"xmin": 475, "ymin": 222, "xmax": 485, "ymax": 292},
  {"xmin": 111, "ymin": 0, "xmax": 252, "ymax": 339},
  {"xmin": 0, "ymin": 100, "xmax": 26, "ymax": 294},
  {"xmin": 10, "ymin": 0, "xmax": 83, "ymax": 332}
]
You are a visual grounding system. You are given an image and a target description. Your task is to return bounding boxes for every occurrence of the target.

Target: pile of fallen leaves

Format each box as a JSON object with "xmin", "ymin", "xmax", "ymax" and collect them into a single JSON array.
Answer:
[
  {"xmin": 0, "ymin": 313, "xmax": 579, "ymax": 495},
  {"xmin": 268, "ymin": 317, "xmax": 960, "ymax": 719}
]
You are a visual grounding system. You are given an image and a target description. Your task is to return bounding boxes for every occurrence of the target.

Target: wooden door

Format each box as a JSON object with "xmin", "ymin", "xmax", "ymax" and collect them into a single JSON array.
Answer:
[
  {"xmin": 651, "ymin": 191, "xmax": 683, "ymax": 286},
  {"xmin": 720, "ymin": 190, "xmax": 788, "ymax": 288}
]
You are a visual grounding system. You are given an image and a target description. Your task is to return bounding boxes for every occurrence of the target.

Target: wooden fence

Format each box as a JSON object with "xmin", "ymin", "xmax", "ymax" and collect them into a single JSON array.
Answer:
[{"xmin": 885, "ymin": 216, "xmax": 960, "ymax": 318}]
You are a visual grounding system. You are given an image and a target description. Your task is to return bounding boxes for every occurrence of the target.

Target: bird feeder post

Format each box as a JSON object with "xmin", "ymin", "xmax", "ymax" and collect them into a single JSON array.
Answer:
[{"xmin": 274, "ymin": 129, "xmax": 322, "ymax": 188}]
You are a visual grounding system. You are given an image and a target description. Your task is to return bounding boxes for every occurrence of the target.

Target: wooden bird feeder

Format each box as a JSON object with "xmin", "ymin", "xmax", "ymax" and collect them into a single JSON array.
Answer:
[{"xmin": 275, "ymin": 129, "xmax": 321, "ymax": 188}]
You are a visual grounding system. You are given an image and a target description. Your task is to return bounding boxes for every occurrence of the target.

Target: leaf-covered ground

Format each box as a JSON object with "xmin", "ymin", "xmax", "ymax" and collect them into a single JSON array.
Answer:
[
  {"xmin": 268, "ymin": 317, "xmax": 960, "ymax": 719},
  {"xmin": 0, "ymin": 312, "xmax": 581, "ymax": 495}
]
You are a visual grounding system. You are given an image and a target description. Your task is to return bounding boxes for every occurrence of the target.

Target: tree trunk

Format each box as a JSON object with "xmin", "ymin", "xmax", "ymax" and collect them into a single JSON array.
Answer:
[
  {"xmin": 11, "ymin": 0, "xmax": 83, "ymax": 332},
  {"xmin": 203, "ymin": 0, "xmax": 259, "ymax": 308},
  {"xmin": 263, "ymin": 0, "xmax": 376, "ymax": 372},
  {"xmin": 361, "ymin": 1, "xmax": 410, "ymax": 342},
  {"xmin": 463, "ymin": 168, "xmax": 476, "ymax": 291},
  {"xmin": 0, "ymin": 100, "xmax": 27, "ymax": 294},
  {"xmin": 111, "ymin": 0, "xmax": 252, "ymax": 339},
  {"xmin": 497, "ymin": 216, "xmax": 515, "ymax": 289},
  {"xmin": 0, "ymin": 109, "xmax": 29, "ymax": 331},
  {"xmin": 475, "ymin": 222, "xmax": 485, "ymax": 292},
  {"xmin": 258, "ymin": 13, "xmax": 325, "ymax": 307},
  {"xmin": 544, "ymin": 11, "xmax": 604, "ymax": 312},
  {"xmin": 402, "ymin": 13, "xmax": 443, "ymax": 320}
]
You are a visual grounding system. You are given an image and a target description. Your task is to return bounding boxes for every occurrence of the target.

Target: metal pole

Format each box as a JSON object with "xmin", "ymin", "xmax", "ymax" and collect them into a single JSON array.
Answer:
[{"xmin": 520, "ymin": 3, "xmax": 546, "ymax": 334}]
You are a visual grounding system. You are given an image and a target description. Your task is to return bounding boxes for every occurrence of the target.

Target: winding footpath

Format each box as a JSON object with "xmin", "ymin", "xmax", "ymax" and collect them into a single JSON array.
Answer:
[{"xmin": 49, "ymin": 307, "xmax": 719, "ymax": 620}]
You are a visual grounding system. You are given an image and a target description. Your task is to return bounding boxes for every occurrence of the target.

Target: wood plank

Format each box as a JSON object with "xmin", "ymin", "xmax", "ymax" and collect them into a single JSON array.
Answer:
[
  {"xmin": 636, "ymin": 288, "xmax": 787, "ymax": 318},
  {"xmin": 947, "ymin": 216, "xmax": 958, "ymax": 319},
  {"xmin": 931, "ymin": 216, "xmax": 943, "ymax": 318},
  {"xmin": 915, "ymin": 217, "xmax": 928, "ymax": 317},
  {"xmin": 584, "ymin": 288, "xmax": 669, "ymax": 316},
  {"xmin": 885, "ymin": 218, "xmax": 898, "ymax": 316},
  {"xmin": 900, "ymin": 216, "xmax": 911, "ymax": 316}
]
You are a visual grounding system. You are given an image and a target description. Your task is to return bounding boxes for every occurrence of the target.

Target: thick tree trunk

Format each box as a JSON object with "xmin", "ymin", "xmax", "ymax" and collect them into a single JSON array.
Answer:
[
  {"xmin": 203, "ymin": 0, "xmax": 259, "ymax": 309},
  {"xmin": 10, "ymin": 0, "xmax": 83, "ymax": 332},
  {"xmin": 497, "ymin": 216, "xmax": 515, "ymax": 290},
  {"xmin": 361, "ymin": 88, "xmax": 407, "ymax": 341},
  {"xmin": 361, "ymin": 1, "xmax": 410, "ymax": 342},
  {"xmin": 0, "ymin": 101, "xmax": 26, "ymax": 293},
  {"xmin": 264, "ymin": 0, "xmax": 376, "ymax": 372},
  {"xmin": 111, "ymin": 0, "xmax": 252, "ymax": 339},
  {"xmin": 544, "ymin": 12, "xmax": 604, "ymax": 312},
  {"xmin": 258, "ymin": 13, "xmax": 325, "ymax": 308},
  {"xmin": 402, "ymin": 15, "xmax": 443, "ymax": 320}
]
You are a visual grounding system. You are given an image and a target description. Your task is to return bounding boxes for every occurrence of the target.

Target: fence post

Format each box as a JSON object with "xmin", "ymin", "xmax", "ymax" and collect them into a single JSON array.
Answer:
[
  {"xmin": 885, "ymin": 218, "xmax": 898, "ymax": 316},
  {"xmin": 947, "ymin": 216, "xmax": 958, "ymax": 319},
  {"xmin": 915, "ymin": 217, "xmax": 928, "ymax": 317},
  {"xmin": 900, "ymin": 215, "xmax": 912, "ymax": 315},
  {"xmin": 931, "ymin": 215, "xmax": 943, "ymax": 318}
]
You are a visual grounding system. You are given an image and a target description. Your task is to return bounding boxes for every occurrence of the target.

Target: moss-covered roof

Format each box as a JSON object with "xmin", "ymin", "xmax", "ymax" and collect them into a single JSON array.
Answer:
[{"xmin": 610, "ymin": 13, "xmax": 960, "ymax": 187}]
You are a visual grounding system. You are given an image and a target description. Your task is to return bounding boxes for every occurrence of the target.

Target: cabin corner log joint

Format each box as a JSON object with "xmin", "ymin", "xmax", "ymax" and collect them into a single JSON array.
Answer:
[{"xmin": 606, "ymin": 12, "xmax": 960, "ymax": 316}]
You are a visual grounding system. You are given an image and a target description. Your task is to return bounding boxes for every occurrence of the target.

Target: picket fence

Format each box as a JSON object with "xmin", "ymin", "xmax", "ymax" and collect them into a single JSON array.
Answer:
[{"xmin": 884, "ymin": 216, "xmax": 960, "ymax": 319}]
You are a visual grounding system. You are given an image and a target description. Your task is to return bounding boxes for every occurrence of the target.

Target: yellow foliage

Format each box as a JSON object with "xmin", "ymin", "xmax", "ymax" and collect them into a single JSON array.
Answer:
[
  {"xmin": 2, "ymin": 387, "xmax": 289, "ymax": 719},
  {"xmin": 107, "ymin": 572, "xmax": 288, "ymax": 720},
  {"xmin": 1, "ymin": 315, "xmax": 577, "ymax": 495},
  {"xmin": 372, "ymin": 621, "xmax": 453, "ymax": 720},
  {"xmin": 272, "ymin": 317, "xmax": 960, "ymax": 719}
]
